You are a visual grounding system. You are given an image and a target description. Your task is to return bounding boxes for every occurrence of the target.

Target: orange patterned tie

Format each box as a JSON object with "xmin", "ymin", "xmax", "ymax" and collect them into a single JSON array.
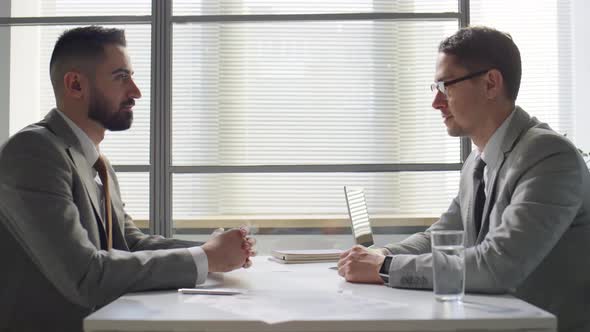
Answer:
[{"xmin": 93, "ymin": 155, "xmax": 112, "ymax": 250}]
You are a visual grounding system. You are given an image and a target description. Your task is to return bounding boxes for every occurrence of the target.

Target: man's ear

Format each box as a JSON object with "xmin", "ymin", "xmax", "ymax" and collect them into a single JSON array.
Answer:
[
  {"xmin": 485, "ymin": 69, "xmax": 504, "ymax": 100},
  {"xmin": 63, "ymin": 71, "xmax": 86, "ymax": 99}
]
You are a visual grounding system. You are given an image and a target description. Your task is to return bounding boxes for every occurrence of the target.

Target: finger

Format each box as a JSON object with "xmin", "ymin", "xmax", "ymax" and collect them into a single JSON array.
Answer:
[
  {"xmin": 211, "ymin": 227, "xmax": 224, "ymax": 237},
  {"xmin": 239, "ymin": 226, "xmax": 249, "ymax": 236},
  {"xmin": 337, "ymin": 249, "xmax": 354, "ymax": 267},
  {"xmin": 351, "ymin": 245, "xmax": 364, "ymax": 253},
  {"xmin": 246, "ymin": 236, "xmax": 257, "ymax": 246},
  {"xmin": 343, "ymin": 268, "xmax": 355, "ymax": 282},
  {"xmin": 245, "ymin": 254, "xmax": 252, "ymax": 263},
  {"xmin": 349, "ymin": 248, "xmax": 361, "ymax": 259},
  {"xmin": 249, "ymin": 249, "xmax": 257, "ymax": 257},
  {"xmin": 342, "ymin": 262, "xmax": 359, "ymax": 282},
  {"xmin": 339, "ymin": 248, "xmax": 351, "ymax": 259},
  {"xmin": 243, "ymin": 258, "xmax": 252, "ymax": 269},
  {"xmin": 242, "ymin": 241, "xmax": 252, "ymax": 251},
  {"xmin": 339, "ymin": 249, "xmax": 355, "ymax": 267},
  {"xmin": 337, "ymin": 264, "xmax": 346, "ymax": 277}
]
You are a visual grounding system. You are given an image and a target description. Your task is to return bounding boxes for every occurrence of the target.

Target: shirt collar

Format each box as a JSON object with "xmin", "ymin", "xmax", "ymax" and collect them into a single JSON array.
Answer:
[
  {"xmin": 55, "ymin": 109, "xmax": 100, "ymax": 167},
  {"xmin": 479, "ymin": 107, "xmax": 517, "ymax": 169}
]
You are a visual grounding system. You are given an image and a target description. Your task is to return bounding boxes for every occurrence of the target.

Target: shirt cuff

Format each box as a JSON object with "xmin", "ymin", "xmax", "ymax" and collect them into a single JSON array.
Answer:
[{"xmin": 187, "ymin": 246, "xmax": 208, "ymax": 285}]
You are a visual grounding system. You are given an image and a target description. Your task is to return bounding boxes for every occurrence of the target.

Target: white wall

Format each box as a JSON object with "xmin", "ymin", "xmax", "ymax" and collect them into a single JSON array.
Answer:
[
  {"xmin": 572, "ymin": 0, "xmax": 590, "ymax": 153},
  {"xmin": 0, "ymin": 1, "xmax": 10, "ymax": 145}
]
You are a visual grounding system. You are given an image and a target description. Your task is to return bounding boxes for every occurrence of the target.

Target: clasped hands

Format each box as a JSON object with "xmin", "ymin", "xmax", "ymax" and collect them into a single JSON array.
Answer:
[
  {"xmin": 201, "ymin": 226, "xmax": 257, "ymax": 273},
  {"xmin": 202, "ymin": 232, "xmax": 388, "ymax": 283}
]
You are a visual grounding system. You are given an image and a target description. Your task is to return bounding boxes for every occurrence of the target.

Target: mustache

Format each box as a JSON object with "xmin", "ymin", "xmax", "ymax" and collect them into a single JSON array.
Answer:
[{"xmin": 120, "ymin": 99, "xmax": 135, "ymax": 108}]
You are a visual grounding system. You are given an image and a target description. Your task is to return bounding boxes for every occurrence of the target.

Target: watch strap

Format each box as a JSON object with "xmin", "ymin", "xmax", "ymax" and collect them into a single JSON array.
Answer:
[{"xmin": 379, "ymin": 255, "xmax": 393, "ymax": 283}]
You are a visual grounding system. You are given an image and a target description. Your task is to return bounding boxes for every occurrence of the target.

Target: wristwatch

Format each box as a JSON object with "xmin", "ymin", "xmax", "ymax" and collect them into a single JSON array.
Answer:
[{"xmin": 379, "ymin": 255, "xmax": 393, "ymax": 283}]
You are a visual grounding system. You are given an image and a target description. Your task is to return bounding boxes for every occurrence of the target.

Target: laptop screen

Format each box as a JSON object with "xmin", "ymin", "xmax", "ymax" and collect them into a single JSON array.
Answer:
[{"xmin": 344, "ymin": 186, "xmax": 375, "ymax": 247}]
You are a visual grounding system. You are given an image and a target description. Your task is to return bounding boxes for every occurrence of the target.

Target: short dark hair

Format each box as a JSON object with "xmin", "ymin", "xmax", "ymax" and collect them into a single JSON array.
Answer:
[
  {"xmin": 438, "ymin": 26, "xmax": 521, "ymax": 101},
  {"xmin": 49, "ymin": 26, "xmax": 126, "ymax": 96}
]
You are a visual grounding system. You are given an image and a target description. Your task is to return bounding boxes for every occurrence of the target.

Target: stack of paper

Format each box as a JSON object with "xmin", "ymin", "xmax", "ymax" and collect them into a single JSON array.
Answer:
[{"xmin": 270, "ymin": 249, "xmax": 344, "ymax": 264}]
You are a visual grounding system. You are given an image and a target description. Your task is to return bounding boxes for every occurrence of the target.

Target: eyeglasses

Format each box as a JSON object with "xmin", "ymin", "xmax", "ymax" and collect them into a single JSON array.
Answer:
[{"xmin": 430, "ymin": 69, "xmax": 491, "ymax": 97}]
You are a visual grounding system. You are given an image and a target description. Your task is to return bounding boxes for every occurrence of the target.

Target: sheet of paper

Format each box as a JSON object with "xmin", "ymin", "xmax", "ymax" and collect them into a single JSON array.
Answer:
[
  {"xmin": 253, "ymin": 259, "xmax": 295, "ymax": 272},
  {"xmin": 184, "ymin": 289, "xmax": 407, "ymax": 324},
  {"xmin": 272, "ymin": 249, "xmax": 344, "ymax": 255},
  {"xmin": 178, "ymin": 288, "xmax": 245, "ymax": 295}
]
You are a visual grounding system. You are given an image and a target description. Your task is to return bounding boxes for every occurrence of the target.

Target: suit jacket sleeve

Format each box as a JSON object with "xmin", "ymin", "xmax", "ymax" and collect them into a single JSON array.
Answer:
[
  {"xmin": 384, "ymin": 133, "xmax": 584, "ymax": 293},
  {"xmin": 383, "ymin": 195, "xmax": 463, "ymax": 256},
  {"xmin": 123, "ymin": 211, "xmax": 204, "ymax": 250},
  {"xmin": 107, "ymin": 168, "xmax": 204, "ymax": 250},
  {"xmin": 0, "ymin": 130, "xmax": 200, "ymax": 309}
]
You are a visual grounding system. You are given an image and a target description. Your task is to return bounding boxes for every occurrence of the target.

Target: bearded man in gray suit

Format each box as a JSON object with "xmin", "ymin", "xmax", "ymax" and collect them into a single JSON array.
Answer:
[
  {"xmin": 337, "ymin": 26, "xmax": 590, "ymax": 332},
  {"xmin": 0, "ymin": 26, "xmax": 256, "ymax": 332}
]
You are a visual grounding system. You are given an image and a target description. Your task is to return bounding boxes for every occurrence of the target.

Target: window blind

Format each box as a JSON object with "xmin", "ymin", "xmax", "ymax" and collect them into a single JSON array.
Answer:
[
  {"xmin": 6, "ymin": 0, "xmax": 150, "ymax": 17},
  {"xmin": 470, "ymin": 0, "xmax": 574, "ymax": 138},
  {"xmin": 4, "ymin": 0, "xmax": 576, "ymax": 227},
  {"xmin": 170, "ymin": 6, "xmax": 462, "ymax": 220},
  {"xmin": 172, "ymin": 0, "xmax": 457, "ymax": 15}
]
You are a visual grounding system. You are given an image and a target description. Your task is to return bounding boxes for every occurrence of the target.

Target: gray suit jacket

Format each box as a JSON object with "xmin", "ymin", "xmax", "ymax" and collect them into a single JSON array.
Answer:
[
  {"xmin": 0, "ymin": 109, "xmax": 204, "ymax": 332},
  {"xmin": 384, "ymin": 107, "xmax": 590, "ymax": 332}
]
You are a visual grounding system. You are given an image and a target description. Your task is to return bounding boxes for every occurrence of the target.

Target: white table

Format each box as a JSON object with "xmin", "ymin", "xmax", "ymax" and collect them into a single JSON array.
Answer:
[{"xmin": 84, "ymin": 256, "xmax": 556, "ymax": 332}]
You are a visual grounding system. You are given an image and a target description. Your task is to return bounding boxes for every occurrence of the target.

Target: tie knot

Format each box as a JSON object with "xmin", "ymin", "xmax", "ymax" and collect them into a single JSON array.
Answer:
[
  {"xmin": 473, "ymin": 156, "xmax": 486, "ymax": 178},
  {"xmin": 93, "ymin": 155, "xmax": 108, "ymax": 175}
]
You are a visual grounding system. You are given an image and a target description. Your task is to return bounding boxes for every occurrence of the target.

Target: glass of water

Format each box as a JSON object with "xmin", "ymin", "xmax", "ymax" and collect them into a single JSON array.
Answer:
[{"xmin": 431, "ymin": 230, "xmax": 465, "ymax": 301}]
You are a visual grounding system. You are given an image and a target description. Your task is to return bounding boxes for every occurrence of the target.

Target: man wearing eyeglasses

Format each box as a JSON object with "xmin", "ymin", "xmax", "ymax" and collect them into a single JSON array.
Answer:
[{"xmin": 338, "ymin": 26, "xmax": 590, "ymax": 332}]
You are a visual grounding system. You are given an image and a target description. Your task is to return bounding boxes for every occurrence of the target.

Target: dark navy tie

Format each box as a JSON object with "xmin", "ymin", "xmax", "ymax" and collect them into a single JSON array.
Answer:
[{"xmin": 473, "ymin": 156, "xmax": 486, "ymax": 236}]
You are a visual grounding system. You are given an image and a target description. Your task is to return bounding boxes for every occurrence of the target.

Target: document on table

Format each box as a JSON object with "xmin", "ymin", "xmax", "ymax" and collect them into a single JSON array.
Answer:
[
  {"xmin": 270, "ymin": 249, "xmax": 343, "ymax": 263},
  {"xmin": 178, "ymin": 288, "xmax": 244, "ymax": 295},
  {"xmin": 183, "ymin": 289, "xmax": 407, "ymax": 324}
]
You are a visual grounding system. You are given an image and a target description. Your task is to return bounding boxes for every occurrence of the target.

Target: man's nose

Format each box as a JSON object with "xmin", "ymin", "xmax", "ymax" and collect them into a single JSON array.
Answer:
[
  {"xmin": 431, "ymin": 90, "xmax": 446, "ymax": 110},
  {"xmin": 128, "ymin": 78, "xmax": 142, "ymax": 99}
]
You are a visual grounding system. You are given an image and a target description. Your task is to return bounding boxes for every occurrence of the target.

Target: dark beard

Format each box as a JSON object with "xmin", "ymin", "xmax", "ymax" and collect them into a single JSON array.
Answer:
[{"xmin": 88, "ymin": 90, "xmax": 134, "ymax": 131}]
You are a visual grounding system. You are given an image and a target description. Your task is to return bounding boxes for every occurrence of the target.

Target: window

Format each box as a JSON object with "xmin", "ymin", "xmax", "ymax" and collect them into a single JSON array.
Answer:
[
  {"xmin": 1, "ymin": 2, "xmax": 151, "ymax": 222},
  {"xmin": 471, "ymin": 0, "xmax": 573, "ymax": 135},
  {"xmin": 0, "ymin": 0, "xmax": 578, "ymax": 237},
  {"xmin": 170, "ymin": 1, "xmax": 461, "ymax": 234}
]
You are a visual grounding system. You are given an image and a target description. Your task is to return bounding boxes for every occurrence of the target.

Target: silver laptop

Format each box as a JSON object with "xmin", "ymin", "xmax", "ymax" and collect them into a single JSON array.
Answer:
[{"xmin": 344, "ymin": 186, "xmax": 375, "ymax": 247}]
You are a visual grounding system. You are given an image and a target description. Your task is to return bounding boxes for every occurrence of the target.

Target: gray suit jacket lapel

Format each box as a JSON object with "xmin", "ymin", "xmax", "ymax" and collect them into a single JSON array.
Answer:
[
  {"xmin": 476, "ymin": 107, "xmax": 537, "ymax": 242},
  {"xmin": 42, "ymin": 110, "xmax": 108, "ymax": 245}
]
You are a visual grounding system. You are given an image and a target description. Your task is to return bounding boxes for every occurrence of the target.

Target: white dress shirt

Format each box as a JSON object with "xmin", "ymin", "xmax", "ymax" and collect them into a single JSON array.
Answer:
[{"xmin": 478, "ymin": 107, "xmax": 517, "ymax": 198}]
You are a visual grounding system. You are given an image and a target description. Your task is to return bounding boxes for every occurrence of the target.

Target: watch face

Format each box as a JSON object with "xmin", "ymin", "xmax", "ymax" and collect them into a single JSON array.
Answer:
[{"xmin": 380, "ymin": 256, "xmax": 392, "ymax": 274}]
